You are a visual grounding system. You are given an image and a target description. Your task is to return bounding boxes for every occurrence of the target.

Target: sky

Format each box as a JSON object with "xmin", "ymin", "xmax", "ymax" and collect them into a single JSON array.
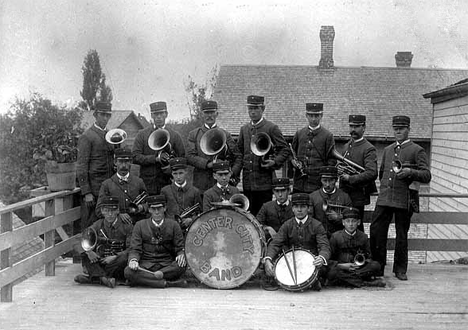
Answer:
[{"xmin": 1, "ymin": 0, "xmax": 468, "ymax": 121}]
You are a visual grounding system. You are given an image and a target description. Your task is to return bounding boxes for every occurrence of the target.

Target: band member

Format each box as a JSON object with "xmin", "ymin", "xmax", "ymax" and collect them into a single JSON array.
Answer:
[
  {"xmin": 203, "ymin": 161, "xmax": 240, "ymax": 212},
  {"xmin": 161, "ymin": 157, "xmax": 202, "ymax": 230},
  {"xmin": 327, "ymin": 207, "xmax": 385, "ymax": 288},
  {"xmin": 370, "ymin": 116, "xmax": 431, "ymax": 281},
  {"xmin": 74, "ymin": 196, "xmax": 133, "ymax": 288},
  {"xmin": 263, "ymin": 193, "xmax": 331, "ymax": 291},
  {"xmin": 96, "ymin": 147, "xmax": 148, "ymax": 224},
  {"xmin": 256, "ymin": 178, "xmax": 294, "ymax": 242},
  {"xmin": 187, "ymin": 100, "xmax": 242, "ymax": 193},
  {"xmin": 338, "ymin": 115, "xmax": 378, "ymax": 232},
  {"xmin": 290, "ymin": 103, "xmax": 336, "ymax": 193},
  {"xmin": 132, "ymin": 101, "xmax": 185, "ymax": 195},
  {"xmin": 238, "ymin": 95, "xmax": 290, "ymax": 216},
  {"xmin": 77, "ymin": 101, "xmax": 115, "ymax": 229},
  {"xmin": 310, "ymin": 166, "xmax": 352, "ymax": 237},
  {"xmin": 124, "ymin": 195, "xmax": 188, "ymax": 288}
]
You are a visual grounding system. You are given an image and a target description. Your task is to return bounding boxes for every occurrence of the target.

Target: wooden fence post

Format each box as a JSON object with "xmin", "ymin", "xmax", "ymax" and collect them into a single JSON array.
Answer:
[
  {"xmin": 44, "ymin": 199, "xmax": 56, "ymax": 276},
  {"xmin": 1, "ymin": 212, "xmax": 13, "ymax": 302}
]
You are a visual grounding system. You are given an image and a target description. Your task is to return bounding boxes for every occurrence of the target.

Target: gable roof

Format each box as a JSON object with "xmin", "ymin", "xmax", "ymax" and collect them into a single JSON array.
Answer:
[
  {"xmin": 80, "ymin": 110, "xmax": 146, "ymax": 130},
  {"xmin": 213, "ymin": 65, "xmax": 468, "ymax": 140}
]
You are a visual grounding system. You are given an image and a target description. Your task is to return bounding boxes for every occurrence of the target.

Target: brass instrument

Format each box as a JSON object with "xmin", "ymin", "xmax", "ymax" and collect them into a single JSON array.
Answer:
[
  {"xmin": 251, "ymin": 132, "xmax": 274, "ymax": 165},
  {"xmin": 80, "ymin": 227, "xmax": 124, "ymax": 258},
  {"xmin": 332, "ymin": 148, "xmax": 365, "ymax": 176},
  {"xmin": 174, "ymin": 203, "xmax": 201, "ymax": 224},
  {"xmin": 81, "ymin": 227, "xmax": 98, "ymax": 252},
  {"xmin": 288, "ymin": 143, "xmax": 306, "ymax": 178},
  {"xmin": 200, "ymin": 128, "xmax": 227, "ymax": 162},
  {"xmin": 148, "ymin": 129, "xmax": 173, "ymax": 169},
  {"xmin": 229, "ymin": 193, "xmax": 250, "ymax": 211},
  {"xmin": 322, "ymin": 199, "xmax": 349, "ymax": 213},
  {"xmin": 128, "ymin": 191, "xmax": 148, "ymax": 214},
  {"xmin": 105, "ymin": 128, "xmax": 127, "ymax": 145},
  {"xmin": 354, "ymin": 251, "xmax": 366, "ymax": 267},
  {"xmin": 392, "ymin": 160, "xmax": 418, "ymax": 174}
]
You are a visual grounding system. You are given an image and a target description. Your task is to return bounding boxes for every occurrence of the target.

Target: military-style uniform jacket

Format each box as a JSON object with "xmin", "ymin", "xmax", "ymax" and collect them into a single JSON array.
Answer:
[
  {"xmin": 310, "ymin": 188, "xmax": 353, "ymax": 236},
  {"xmin": 128, "ymin": 218, "xmax": 184, "ymax": 266},
  {"xmin": 88, "ymin": 217, "xmax": 134, "ymax": 255},
  {"xmin": 291, "ymin": 126, "xmax": 336, "ymax": 192},
  {"xmin": 187, "ymin": 125, "xmax": 242, "ymax": 192},
  {"xmin": 377, "ymin": 141, "xmax": 431, "ymax": 210},
  {"xmin": 339, "ymin": 138, "xmax": 378, "ymax": 207},
  {"xmin": 160, "ymin": 183, "xmax": 202, "ymax": 218},
  {"xmin": 132, "ymin": 126, "xmax": 186, "ymax": 194},
  {"xmin": 329, "ymin": 229, "xmax": 371, "ymax": 264},
  {"xmin": 77, "ymin": 125, "xmax": 115, "ymax": 196},
  {"xmin": 238, "ymin": 119, "xmax": 290, "ymax": 191},
  {"xmin": 203, "ymin": 184, "xmax": 240, "ymax": 212},
  {"xmin": 256, "ymin": 201, "xmax": 294, "ymax": 232},
  {"xmin": 96, "ymin": 174, "xmax": 147, "ymax": 221},
  {"xmin": 266, "ymin": 216, "xmax": 331, "ymax": 262}
]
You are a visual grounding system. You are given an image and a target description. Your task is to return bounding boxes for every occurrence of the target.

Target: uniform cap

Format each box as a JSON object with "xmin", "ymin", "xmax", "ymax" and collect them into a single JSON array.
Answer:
[
  {"xmin": 291, "ymin": 193, "xmax": 310, "ymax": 205},
  {"xmin": 342, "ymin": 207, "xmax": 361, "ymax": 220},
  {"xmin": 392, "ymin": 115, "xmax": 410, "ymax": 127},
  {"xmin": 349, "ymin": 114, "xmax": 366, "ymax": 125},
  {"xmin": 306, "ymin": 103, "xmax": 323, "ymax": 114},
  {"xmin": 101, "ymin": 196, "xmax": 119, "ymax": 209},
  {"xmin": 146, "ymin": 195, "xmax": 166, "ymax": 208},
  {"xmin": 212, "ymin": 161, "xmax": 230, "ymax": 173},
  {"xmin": 150, "ymin": 102, "xmax": 167, "ymax": 113},
  {"xmin": 114, "ymin": 147, "xmax": 132, "ymax": 160},
  {"xmin": 320, "ymin": 166, "xmax": 338, "ymax": 178},
  {"xmin": 201, "ymin": 100, "xmax": 218, "ymax": 112},
  {"xmin": 93, "ymin": 101, "xmax": 112, "ymax": 113},
  {"xmin": 247, "ymin": 95, "xmax": 265, "ymax": 106},
  {"xmin": 169, "ymin": 157, "xmax": 187, "ymax": 170},
  {"xmin": 272, "ymin": 178, "xmax": 290, "ymax": 189}
]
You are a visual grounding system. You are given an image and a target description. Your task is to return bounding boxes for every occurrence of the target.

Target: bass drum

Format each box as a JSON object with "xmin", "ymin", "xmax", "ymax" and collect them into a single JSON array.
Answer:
[
  {"xmin": 274, "ymin": 248, "xmax": 319, "ymax": 292},
  {"xmin": 185, "ymin": 207, "xmax": 265, "ymax": 289}
]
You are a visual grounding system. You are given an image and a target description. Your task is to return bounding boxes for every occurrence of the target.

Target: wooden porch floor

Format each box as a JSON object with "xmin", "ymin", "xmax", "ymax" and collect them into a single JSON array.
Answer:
[{"xmin": 1, "ymin": 260, "xmax": 467, "ymax": 330}]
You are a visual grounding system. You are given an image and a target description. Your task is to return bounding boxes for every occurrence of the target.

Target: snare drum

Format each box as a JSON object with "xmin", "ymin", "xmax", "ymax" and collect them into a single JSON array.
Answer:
[
  {"xmin": 185, "ymin": 207, "xmax": 265, "ymax": 289},
  {"xmin": 274, "ymin": 247, "xmax": 319, "ymax": 292}
]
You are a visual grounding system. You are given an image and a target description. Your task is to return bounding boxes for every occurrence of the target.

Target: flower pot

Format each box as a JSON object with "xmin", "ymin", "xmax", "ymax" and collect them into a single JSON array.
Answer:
[{"xmin": 45, "ymin": 162, "xmax": 77, "ymax": 192}]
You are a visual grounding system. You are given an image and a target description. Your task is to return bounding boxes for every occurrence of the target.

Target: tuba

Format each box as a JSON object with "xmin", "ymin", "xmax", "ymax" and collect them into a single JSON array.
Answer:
[
  {"xmin": 332, "ymin": 148, "xmax": 365, "ymax": 176},
  {"xmin": 148, "ymin": 129, "xmax": 172, "ymax": 169},
  {"xmin": 105, "ymin": 128, "xmax": 127, "ymax": 145},
  {"xmin": 229, "ymin": 193, "xmax": 250, "ymax": 211},
  {"xmin": 200, "ymin": 128, "xmax": 227, "ymax": 162},
  {"xmin": 251, "ymin": 132, "xmax": 273, "ymax": 164}
]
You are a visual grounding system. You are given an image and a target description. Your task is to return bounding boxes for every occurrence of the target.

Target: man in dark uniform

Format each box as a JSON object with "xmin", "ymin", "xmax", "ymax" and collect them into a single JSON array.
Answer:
[
  {"xmin": 338, "ymin": 115, "xmax": 378, "ymax": 232},
  {"xmin": 256, "ymin": 178, "xmax": 294, "ymax": 242},
  {"xmin": 132, "ymin": 101, "xmax": 185, "ymax": 195},
  {"xmin": 291, "ymin": 103, "xmax": 336, "ymax": 193},
  {"xmin": 370, "ymin": 116, "xmax": 431, "ymax": 281},
  {"xmin": 96, "ymin": 147, "xmax": 148, "ymax": 224},
  {"xmin": 187, "ymin": 100, "xmax": 242, "ymax": 193},
  {"xmin": 238, "ymin": 95, "xmax": 290, "ymax": 216},
  {"xmin": 74, "ymin": 196, "xmax": 133, "ymax": 288},
  {"xmin": 203, "ymin": 161, "xmax": 240, "ymax": 212},
  {"xmin": 310, "ymin": 166, "xmax": 352, "ymax": 237},
  {"xmin": 77, "ymin": 101, "xmax": 115, "ymax": 229},
  {"xmin": 124, "ymin": 195, "xmax": 188, "ymax": 288},
  {"xmin": 263, "ymin": 193, "xmax": 331, "ymax": 291}
]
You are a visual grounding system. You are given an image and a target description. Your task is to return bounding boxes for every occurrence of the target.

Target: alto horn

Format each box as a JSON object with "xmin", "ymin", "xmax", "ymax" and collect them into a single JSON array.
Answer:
[
  {"xmin": 322, "ymin": 199, "xmax": 349, "ymax": 213},
  {"xmin": 81, "ymin": 227, "xmax": 98, "ymax": 252},
  {"xmin": 148, "ymin": 129, "xmax": 172, "ymax": 168},
  {"xmin": 105, "ymin": 128, "xmax": 127, "ymax": 145},
  {"xmin": 251, "ymin": 132, "xmax": 273, "ymax": 165},
  {"xmin": 200, "ymin": 128, "xmax": 227, "ymax": 161},
  {"xmin": 229, "ymin": 193, "xmax": 250, "ymax": 211},
  {"xmin": 332, "ymin": 148, "xmax": 365, "ymax": 175}
]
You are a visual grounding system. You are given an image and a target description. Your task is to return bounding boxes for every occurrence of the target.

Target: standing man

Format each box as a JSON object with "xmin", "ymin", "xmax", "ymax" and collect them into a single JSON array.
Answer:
[
  {"xmin": 238, "ymin": 95, "xmax": 290, "ymax": 216},
  {"xmin": 338, "ymin": 115, "xmax": 378, "ymax": 232},
  {"xmin": 187, "ymin": 100, "xmax": 242, "ymax": 193},
  {"xmin": 132, "ymin": 101, "xmax": 185, "ymax": 195},
  {"xmin": 96, "ymin": 148, "xmax": 148, "ymax": 224},
  {"xmin": 291, "ymin": 103, "xmax": 336, "ymax": 193},
  {"xmin": 77, "ymin": 101, "xmax": 115, "ymax": 229},
  {"xmin": 370, "ymin": 116, "xmax": 431, "ymax": 281}
]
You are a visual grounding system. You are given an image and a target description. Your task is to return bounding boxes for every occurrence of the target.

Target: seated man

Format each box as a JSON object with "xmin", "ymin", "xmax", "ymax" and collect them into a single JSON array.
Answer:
[
  {"xmin": 309, "ymin": 166, "xmax": 352, "ymax": 237},
  {"xmin": 124, "ymin": 195, "xmax": 188, "ymax": 288},
  {"xmin": 263, "ymin": 193, "xmax": 331, "ymax": 291},
  {"xmin": 203, "ymin": 161, "xmax": 240, "ymax": 212},
  {"xmin": 161, "ymin": 157, "xmax": 202, "ymax": 231},
  {"xmin": 74, "ymin": 196, "xmax": 133, "ymax": 288},
  {"xmin": 327, "ymin": 207, "xmax": 385, "ymax": 288},
  {"xmin": 256, "ymin": 178, "xmax": 294, "ymax": 242}
]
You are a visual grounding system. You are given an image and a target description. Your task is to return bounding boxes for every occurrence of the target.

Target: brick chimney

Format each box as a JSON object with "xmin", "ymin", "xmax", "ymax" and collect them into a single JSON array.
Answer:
[
  {"xmin": 319, "ymin": 26, "xmax": 335, "ymax": 69},
  {"xmin": 395, "ymin": 51, "xmax": 413, "ymax": 67}
]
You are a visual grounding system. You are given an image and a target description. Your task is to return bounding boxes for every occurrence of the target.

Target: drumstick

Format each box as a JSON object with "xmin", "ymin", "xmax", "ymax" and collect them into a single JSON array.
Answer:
[
  {"xmin": 291, "ymin": 245, "xmax": 298, "ymax": 285},
  {"xmin": 282, "ymin": 249, "xmax": 297, "ymax": 285},
  {"xmin": 137, "ymin": 266, "xmax": 157, "ymax": 277}
]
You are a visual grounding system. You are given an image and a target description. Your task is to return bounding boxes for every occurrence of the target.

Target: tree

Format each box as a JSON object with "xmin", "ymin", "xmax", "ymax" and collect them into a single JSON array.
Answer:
[
  {"xmin": 184, "ymin": 65, "xmax": 218, "ymax": 121},
  {"xmin": 79, "ymin": 49, "xmax": 113, "ymax": 110},
  {"xmin": 0, "ymin": 94, "xmax": 83, "ymax": 204}
]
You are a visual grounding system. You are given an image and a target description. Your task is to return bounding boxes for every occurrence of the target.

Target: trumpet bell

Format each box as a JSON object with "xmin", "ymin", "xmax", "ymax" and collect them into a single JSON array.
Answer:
[
  {"xmin": 81, "ymin": 227, "xmax": 98, "ymax": 252},
  {"xmin": 148, "ymin": 129, "xmax": 171, "ymax": 151},
  {"xmin": 251, "ymin": 132, "xmax": 272, "ymax": 157},
  {"xmin": 105, "ymin": 128, "xmax": 127, "ymax": 145},
  {"xmin": 200, "ymin": 128, "xmax": 226, "ymax": 156},
  {"xmin": 392, "ymin": 160, "xmax": 403, "ymax": 173},
  {"xmin": 229, "ymin": 194, "xmax": 250, "ymax": 211},
  {"xmin": 354, "ymin": 253, "xmax": 366, "ymax": 267}
]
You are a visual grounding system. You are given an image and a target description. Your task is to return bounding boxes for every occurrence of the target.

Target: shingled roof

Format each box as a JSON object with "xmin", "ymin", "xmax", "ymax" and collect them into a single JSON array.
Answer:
[
  {"xmin": 213, "ymin": 65, "xmax": 468, "ymax": 140},
  {"xmin": 80, "ymin": 110, "xmax": 148, "ymax": 130}
]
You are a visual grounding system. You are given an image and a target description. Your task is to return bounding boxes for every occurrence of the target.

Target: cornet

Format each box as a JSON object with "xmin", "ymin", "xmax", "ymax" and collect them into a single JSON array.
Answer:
[
  {"xmin": 251, "ymin": 132, "xmax": 273, "ymax": 165},
  {"xmin": 128, "ymin": 191, "xmax": 148, "ymax": 214},
  {"xmin": 354, "ymin": 251, "xmax": 366, "ymax": 267},
  {"xmin": 200, "ymin": 128, "xmax": 227, "ymax": 162},
  {"xmin": 148, "ymin": 129, "xmax": 173, "ymax": 169},
  {"xmin": 322, "ymin": 199, "xmax": 349, "ymax": 213},
  {"xmin": 105, "ymin": 128, "xmax": 127, "ymax": 145},
  {"xmin": 174, "ymin": 203, "xmax": 201, "ymax": 226}
]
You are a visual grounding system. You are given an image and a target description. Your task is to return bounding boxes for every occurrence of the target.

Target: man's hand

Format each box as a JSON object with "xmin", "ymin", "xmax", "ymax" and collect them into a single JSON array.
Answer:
[
  {"xmin": 128, "ymin": 259, "xmax": 139, "ymax": 270},
  {"xmin": 264, "ymin": 226, "xmax": 277, "ymax": 238},
  {"xmin": 86, "ymin": 251, "xmax": 100, "ymax": 263},
  {"xmin": 327, "ymin": 210, "xmax": 342, "ymax": 222},
  {"xmin": 313, "ymin": 256, "xmax": 325, "ymax": 268},
  {"xmin": 340, "ymin": 174, "xmax": 350, "ymax": 182},
  {"xmin": 206, "ymin": 161, "xmax": 214, "ymax": 169},
  {"xmin": 176, "ymin": 254, "xmax": 186, "ymax": 268},
  {"xmin": 337, "ymin": 262, "xmax": 355, "ymax": 271},
  {"xmin": 261, "ymin": 159, "xmax": 276, "ymax": 168},
  {"xmin": 264, "ymin": 259, "xmax": 275, "ymax": 277},
  {"xmin": 181, "ymin": 217, "xmax": 193, "ymax": 228},
  {"xmin": 84, "ymin": 193, "xmax": 95, "ymax": 208},
  {"xmin": 101, "ymin": 255, "xmax": 117, "ymax": 265},
  {"xmin": 119, "ymin": 213, "xmax": 132, "ymax": 224},
  {"xmin": 396, "ymin": 168, "xmax": 412, "ymax": 180}
]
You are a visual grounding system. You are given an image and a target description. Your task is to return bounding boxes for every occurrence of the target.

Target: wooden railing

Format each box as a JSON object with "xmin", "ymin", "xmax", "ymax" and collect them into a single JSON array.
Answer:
[{"xmin": 0, "ymin": 188, "xmax": 81, "ymax": 302}]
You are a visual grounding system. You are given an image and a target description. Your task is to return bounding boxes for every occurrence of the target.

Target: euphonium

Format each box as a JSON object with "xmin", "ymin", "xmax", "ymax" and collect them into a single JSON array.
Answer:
[
  {"xmin": 200, "ymin": 128, "xmax": 227, "ymax": 162},
  {"xmin": 105, "ymin": 128, "xmax": 127, "ymax": 145},
  {"xmin": 229, "ymin": 193, "xmax": 250, "ymax": 211}
]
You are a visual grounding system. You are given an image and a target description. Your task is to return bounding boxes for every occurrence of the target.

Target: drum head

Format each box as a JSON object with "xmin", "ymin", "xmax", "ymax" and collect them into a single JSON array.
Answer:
[
  {"xmin": 275, "ymin": 249, "xmax": 316, "ymax": 289},
  {"xmin": 185, "ymin": 208, "xmax": 264, "ymax": 289}
]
